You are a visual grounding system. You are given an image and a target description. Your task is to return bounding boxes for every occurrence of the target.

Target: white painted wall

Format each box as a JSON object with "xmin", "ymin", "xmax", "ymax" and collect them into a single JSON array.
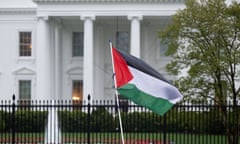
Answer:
[{"xmin": 0, "ymin": 14, "xmax": 37, "ymax": 100}]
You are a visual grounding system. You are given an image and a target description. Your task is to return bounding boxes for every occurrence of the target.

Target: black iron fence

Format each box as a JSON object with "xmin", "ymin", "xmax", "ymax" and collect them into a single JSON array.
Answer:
[{"xmin": 0, "ymin": 95, "xmax": 239, "ymax": 144}]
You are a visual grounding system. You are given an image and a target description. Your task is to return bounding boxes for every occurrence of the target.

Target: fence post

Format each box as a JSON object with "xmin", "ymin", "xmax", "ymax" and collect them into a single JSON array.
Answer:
[
  {"xmin": 163, "ymin": 114, "xmax": 166, "ymax": 144},
  {"xmin": 87, "ymin": 94, "xmax": 91, "ymax": 144},
  {"xmin": 12, "ymin": 94, "xmax": 16, "ymax": 144}
]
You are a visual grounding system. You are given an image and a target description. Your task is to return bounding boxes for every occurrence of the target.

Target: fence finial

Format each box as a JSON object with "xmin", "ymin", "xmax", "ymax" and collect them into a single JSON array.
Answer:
[
  {"xmin": 88, "ymin": 94, "xmax": 91, "ymax": 101},
  {"xmin": 12, "ymin": 94, "xmax": 15, "ymax": 101}
]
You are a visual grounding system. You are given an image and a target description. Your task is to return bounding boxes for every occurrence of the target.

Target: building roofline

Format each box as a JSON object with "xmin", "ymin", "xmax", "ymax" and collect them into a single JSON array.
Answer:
[{"xmin": 33, "ymin": 0, "xmax": 185, "ymax": 3}]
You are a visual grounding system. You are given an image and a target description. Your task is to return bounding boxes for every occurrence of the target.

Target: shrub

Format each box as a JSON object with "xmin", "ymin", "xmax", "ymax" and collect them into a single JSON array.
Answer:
[
  {"xmin": 90, "ymin": 107, "xmax": 115, "ymax": 132},
  {"xmin": 59, "ymin": 110, "xmax": 87, "ymax": 132},
  {"xmin": 0, "ymin": 111, "xmax": 6, "ymax": 132},
  {"xmin": 15, "ymin": 110, "xmax": 47, "ymax": 132},
  {"xmin": 203, "ymin": 110, "xmax": 225, "ymax": 134}
]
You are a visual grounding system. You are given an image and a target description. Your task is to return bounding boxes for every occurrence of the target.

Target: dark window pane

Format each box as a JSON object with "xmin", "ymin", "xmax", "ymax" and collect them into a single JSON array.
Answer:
[
  {"xmin": 19, "ymin": 80, "xmax": 31, "ymax": 100},
  {"xmin": 72, "ymin": 80, "xmax": 83, "ymax": 102},
  {"xmin": 72, "ymin": 32, "xmax": 84, "ymax": 57},
  {"xmin": 160, "ymin": 43, "xmax": 168, "ymax": 57},
  {"xmin": 19, "ymin": 32, "xmax": 32, "ymax": 56},
  {"xmin": 116, "ymin": 32, "xmax": 129, "ymax": 53}
]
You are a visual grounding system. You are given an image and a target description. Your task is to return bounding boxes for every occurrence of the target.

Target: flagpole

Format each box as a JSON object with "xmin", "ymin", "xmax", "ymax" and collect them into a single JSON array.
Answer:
[{"xmin": 109, "ymin": 41, "xmax": 125, "ymax": 144}]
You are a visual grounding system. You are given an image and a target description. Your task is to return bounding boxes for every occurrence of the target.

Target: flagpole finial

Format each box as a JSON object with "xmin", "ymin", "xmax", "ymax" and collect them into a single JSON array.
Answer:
[{"xmin": 109, "ymin": 40, "xmax": 113, "ymax": 49}]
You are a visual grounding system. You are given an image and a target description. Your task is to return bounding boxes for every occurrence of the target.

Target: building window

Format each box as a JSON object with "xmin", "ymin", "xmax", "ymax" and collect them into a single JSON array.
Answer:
[
  {"xmin": 159, "ymin": 41, "xmax": 169, "ymax": 57},
  {"xmin": 19, "ymin": 32, "xmax": 32, "ymax": 56},
  {"xmin": 19, "ymin": 80, "xmax": 31, "ymax": 106},
  {"xmin": 72, "ymin": 80, "xmax": 83, "ymax": 104},
  {"xmin": 72, "ymin": 32, "xmax": 84, "ymax": 57},
  {"xmin": 116, "ymin": 31, "xmax": 129, "ymax": 53}
]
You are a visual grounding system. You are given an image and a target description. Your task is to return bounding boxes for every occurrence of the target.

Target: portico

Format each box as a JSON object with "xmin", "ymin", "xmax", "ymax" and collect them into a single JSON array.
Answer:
[{"xmin": 32, "ymin": 0, "xmax": 185, "ymax": 101}]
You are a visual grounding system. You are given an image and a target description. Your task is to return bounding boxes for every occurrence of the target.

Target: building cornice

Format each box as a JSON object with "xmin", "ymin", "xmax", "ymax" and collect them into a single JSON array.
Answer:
[
  {"xmin": 33, "ymin": 0, "xmax": 185, "ymax": 3},
  {"xmin": 0, "ymin": 8, "xmax": 36, "ymax": 15}
]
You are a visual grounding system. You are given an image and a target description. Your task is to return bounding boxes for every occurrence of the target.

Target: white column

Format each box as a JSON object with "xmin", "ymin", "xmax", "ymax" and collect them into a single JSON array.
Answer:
[
  {"xmin": 81, "ymin": 15, "xmax": 95, "ymax": 100},
  {"xmin": 54, "ymin": 25, "xmax": 61, "ymax": 100},
  {"xmin": 36, "ymin": 16, "xmax": 51, "ymax": 100},
  {"xmin": 128, "ymin": 15, "xmax": 142, "ymax": 58}
]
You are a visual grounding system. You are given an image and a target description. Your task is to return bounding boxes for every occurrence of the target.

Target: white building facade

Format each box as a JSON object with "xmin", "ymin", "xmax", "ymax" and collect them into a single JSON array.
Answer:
[{"xmin": 0, "ymin": 0, "xmax": 185, "ymax": 102}]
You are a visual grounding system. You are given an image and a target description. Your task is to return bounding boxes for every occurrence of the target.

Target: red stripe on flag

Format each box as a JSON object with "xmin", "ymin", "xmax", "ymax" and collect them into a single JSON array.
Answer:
[{"xmin": 112, "ymin": 47, "xmax": 133, "ymax": 88}]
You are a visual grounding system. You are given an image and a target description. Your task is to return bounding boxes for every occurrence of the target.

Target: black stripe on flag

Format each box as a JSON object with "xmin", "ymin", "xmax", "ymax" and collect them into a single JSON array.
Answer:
[{"xmin": 117, "ymin": 49, "xmax": 170, "ymax": 84}]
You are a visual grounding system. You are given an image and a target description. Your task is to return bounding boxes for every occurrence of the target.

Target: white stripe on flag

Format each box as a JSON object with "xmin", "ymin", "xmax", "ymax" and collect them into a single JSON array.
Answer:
[{"xmin": 128, "ymin": 66, "xmax": 183, "ymax": 104}]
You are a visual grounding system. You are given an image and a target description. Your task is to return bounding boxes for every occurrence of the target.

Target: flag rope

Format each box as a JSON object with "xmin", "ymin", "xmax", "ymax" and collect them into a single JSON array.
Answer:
[{"xmin": 109, "ymin": 41, "xmax": 125, "ymax": 144}]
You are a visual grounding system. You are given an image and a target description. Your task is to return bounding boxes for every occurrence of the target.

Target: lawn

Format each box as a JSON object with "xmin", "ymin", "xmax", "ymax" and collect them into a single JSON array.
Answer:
[{"xmin": 0, "ymin": 132, "xmax": 228, "ymax": 144}]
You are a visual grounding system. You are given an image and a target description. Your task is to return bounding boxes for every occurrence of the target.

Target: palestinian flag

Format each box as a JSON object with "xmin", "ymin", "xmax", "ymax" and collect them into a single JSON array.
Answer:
[{"xmin": 111, "ymin": 47, "xmax": 183, "ymax": 116}]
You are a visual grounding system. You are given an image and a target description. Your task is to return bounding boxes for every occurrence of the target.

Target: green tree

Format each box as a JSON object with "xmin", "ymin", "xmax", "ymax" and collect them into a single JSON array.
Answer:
[{"xmin": 159, "ymin": 0, "xmax": 240, "ymax": 143}]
